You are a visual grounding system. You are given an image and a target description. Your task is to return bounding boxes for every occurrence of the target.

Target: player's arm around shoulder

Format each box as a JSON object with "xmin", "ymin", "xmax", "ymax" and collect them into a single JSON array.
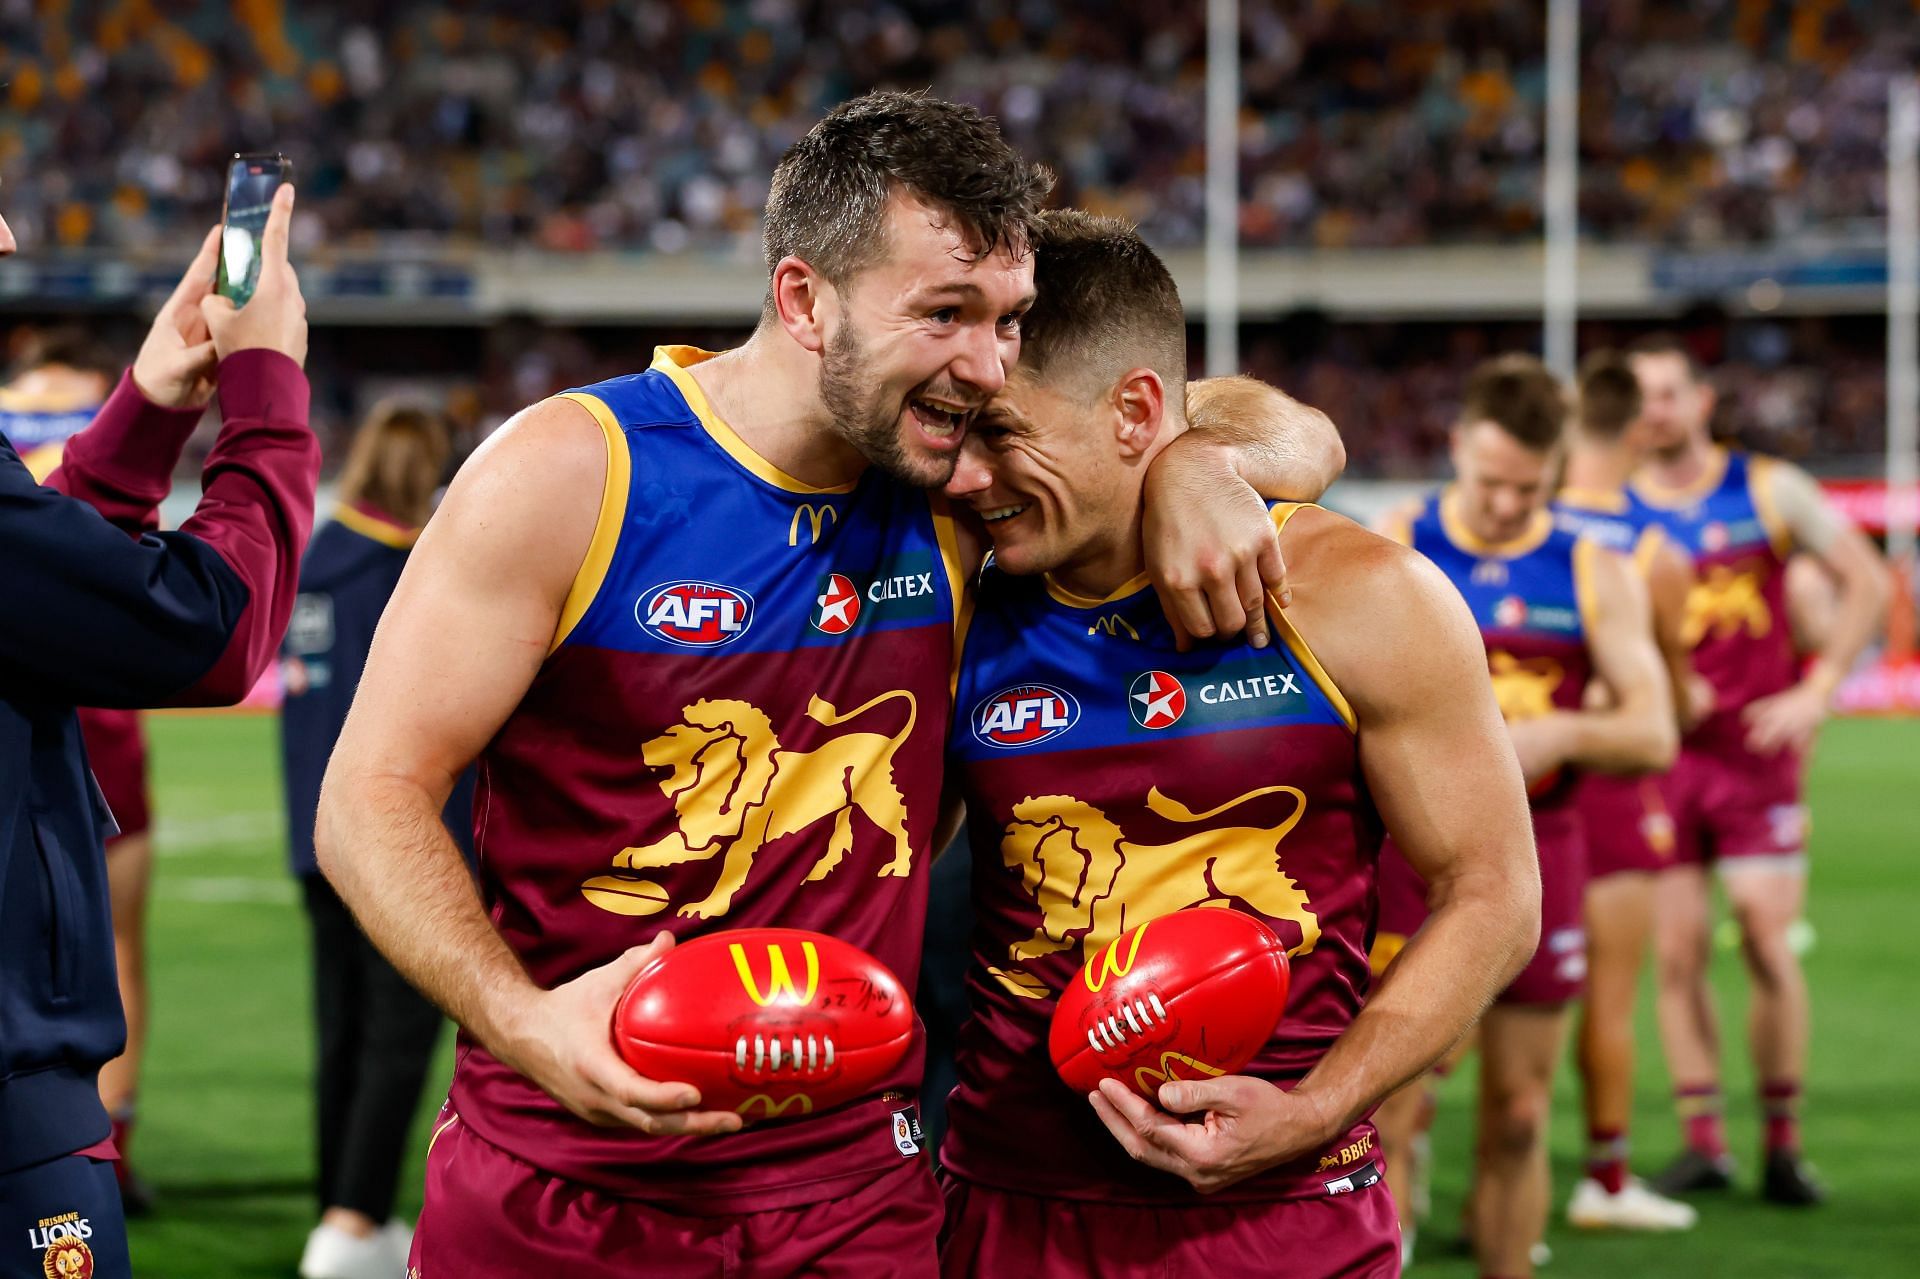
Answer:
[{"xmin": 315, "ymin": 396, "xmax": 743, "ymax": 1137}]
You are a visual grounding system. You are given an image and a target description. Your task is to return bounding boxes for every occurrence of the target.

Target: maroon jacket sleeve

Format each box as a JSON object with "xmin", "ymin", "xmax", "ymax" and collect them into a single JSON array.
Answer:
[
  {"xmin": 167, "ymin": 349, "xmax": 321, "ymax": 705},
  {"xmin": 43, "ymin": 371, "xmax": 206, "ymax": 534}
]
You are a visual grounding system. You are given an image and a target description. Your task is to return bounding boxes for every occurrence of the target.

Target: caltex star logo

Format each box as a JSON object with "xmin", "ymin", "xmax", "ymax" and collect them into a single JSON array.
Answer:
[
  {"xmin": 811, "ymin": 573, "xmax": 862, "ymax": 634},
  {"xmin": 1128, "ymin": 670, "xmax": 1187, "ymax": 729}
]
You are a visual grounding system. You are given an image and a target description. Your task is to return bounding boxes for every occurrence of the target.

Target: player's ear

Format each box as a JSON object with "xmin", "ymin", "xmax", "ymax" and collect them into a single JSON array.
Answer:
[
  {"xmin": 771, "ymin": 256, "xmax": 833, "ymax": 354},
  {"xmin": 1112, "ymin": 368, "xmax": 1166, "ymax": 459}
]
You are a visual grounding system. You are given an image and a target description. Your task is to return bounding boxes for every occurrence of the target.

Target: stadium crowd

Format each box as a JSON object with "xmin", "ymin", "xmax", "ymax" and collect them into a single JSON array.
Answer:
[{"xmin": 2, "ymin": 0, "xmax": 1915, "ymax": 255}]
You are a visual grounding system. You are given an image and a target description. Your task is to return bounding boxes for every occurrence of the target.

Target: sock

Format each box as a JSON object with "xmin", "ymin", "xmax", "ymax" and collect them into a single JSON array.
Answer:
[
  {"xmin": 1762, "ymin": 1080, "xmax": 1802, "ymax": 1154},
  {"xmin": 1586, "ymin": 1128, "xmax": 1628, "ymax": 1194},
  {"xmin": 1675, "ymin": 1084, "xmax": 1727, "ymax": 1159}
]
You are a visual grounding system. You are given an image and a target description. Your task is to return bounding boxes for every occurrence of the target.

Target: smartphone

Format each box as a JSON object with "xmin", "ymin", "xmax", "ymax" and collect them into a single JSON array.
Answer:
[{"xmin": 215, "ymin": 152, "xmax": 292, "ymax": 306}]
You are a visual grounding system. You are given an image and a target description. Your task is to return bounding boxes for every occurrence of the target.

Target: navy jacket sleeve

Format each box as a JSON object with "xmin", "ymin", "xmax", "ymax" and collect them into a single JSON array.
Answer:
[{"xmin": 0, "ymin": 350, "xmax": 320, "ymax": 709}]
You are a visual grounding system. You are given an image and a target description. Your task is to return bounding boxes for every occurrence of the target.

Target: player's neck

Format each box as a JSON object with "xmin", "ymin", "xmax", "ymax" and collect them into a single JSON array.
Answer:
[
  {"xmin": 1048, "ymin": 532, "xmax": 1147, "ymax": 605},
  {"xmin": 1641, "ymin": 432, "xmax": 1717, "ymax": 489},
  {"xmin": 686, "ymin": 333, "xmax": 869, "ymax": 489},
  {"xmin": 1561, "ymin": 438, "xmax": 1636, "ymax": 495}
]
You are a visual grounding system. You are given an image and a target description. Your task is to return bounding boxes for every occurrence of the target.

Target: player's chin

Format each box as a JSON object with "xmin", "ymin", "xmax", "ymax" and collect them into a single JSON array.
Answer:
[{"xmin": 883, "ymin": 437, "xmax": 963, "ymax": 490}]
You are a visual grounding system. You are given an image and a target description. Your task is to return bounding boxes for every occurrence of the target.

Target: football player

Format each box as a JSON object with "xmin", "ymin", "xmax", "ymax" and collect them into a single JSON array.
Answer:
[
  {"xmin": 935, "ymin": 210, "xmax": 1541, "ymax": 1279},
  {"xmin": 1628, "ymin": 336, "xmax": 1888, "ymax": 1205},
  {"xmin": 318, "ymin": 93, "xmax": 1344, "ymax": 1277}
]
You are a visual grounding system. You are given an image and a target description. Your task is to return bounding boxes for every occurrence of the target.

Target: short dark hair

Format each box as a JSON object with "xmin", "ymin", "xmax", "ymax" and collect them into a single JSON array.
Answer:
[
  {"xmin": 1459, "ymin": 353, "xmax": 1568, "ymax": 452},
  {"xmin": 763, "ymin": 91, "xmax": 1054, "ymax": 286},
  {"xmin": 1625, "ymin": 332, "xmax": 1705, "ymax": 384},
  {"xmin": 1017, "ymin": 209, "xmax": 1187, "ymax": 405},
  {"xmin": 13, "ymin": 325, "xmax": 117, "ymax": 380},
  {"xmin": 1576, "ymin": 349, "xmax": 1643, "ymax": 440}
]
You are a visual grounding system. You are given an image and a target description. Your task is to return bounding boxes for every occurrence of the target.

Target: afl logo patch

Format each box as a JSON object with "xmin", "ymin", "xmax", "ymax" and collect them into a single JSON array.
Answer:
[
  {"xmin": 1494, "ymin": 595, "xmax": 1528, "ymax": 629},
  {"xmin": 638, "ymin": 581, "xmax": 755, "ymax": 647},
  {"xmin": 973, "ymin": 683, "xmax": 1080, "ymax": 749},
  {"xmin": 1128, "ymin": 670, "xmax": 1187, "ymax": 729}
]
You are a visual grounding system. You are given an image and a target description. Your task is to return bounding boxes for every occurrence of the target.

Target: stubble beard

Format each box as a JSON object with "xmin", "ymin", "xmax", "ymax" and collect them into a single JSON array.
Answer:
[{"xmin": 818, "ymin": 321, "xmax": 957, "ymax": 489}]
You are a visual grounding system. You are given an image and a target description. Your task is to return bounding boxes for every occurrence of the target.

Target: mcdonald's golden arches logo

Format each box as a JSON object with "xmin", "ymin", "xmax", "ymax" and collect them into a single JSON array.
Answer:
[
  {"xmin": 737, "ymin": 1093, "xmax": 815, "ymax": 1118},
  {"xmin": 1082, "ymin": 921, "xmax": 1152, "ymax": 993},
  {"xmin": 730, "ymin": 939, "xmax": 821, "ymax": 1006},
  {"xmin": 1132, "ymin": 1050, "xmax": 1226, "ymax": 1097},
  {"xmin": 788, "ymin": 503, "xmax": 839, "ymax": 547},
  {"xmin": 1087, "ymin": 615, "xmax": 1140, "ymax": 641}
]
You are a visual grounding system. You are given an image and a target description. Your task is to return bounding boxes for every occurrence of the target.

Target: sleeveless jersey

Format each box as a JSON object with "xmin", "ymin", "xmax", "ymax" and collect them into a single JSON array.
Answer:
[
  {"xmin": 1392, "ymin": 490, "xmax": 1599, "ymax": 809},
  {"xmin": 448, "ymin": 346, "xmax": 964, "ymax": 1212},
  {"xmin": 942, "ymin": 503, "xmax": 1384, "ymax": 1204},
  {"xmin": 1632, "ymin": 448, "xmax": 1796, "ymax": 745},
  {"xmin": 1554, "ymin": 486, "xmax": 1669, "ymax": 581}
]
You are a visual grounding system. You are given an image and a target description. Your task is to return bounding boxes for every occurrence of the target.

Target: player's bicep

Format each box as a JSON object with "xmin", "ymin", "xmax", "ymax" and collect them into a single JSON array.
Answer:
[
  {"xmin": 1586, "ymin": 549, "xmax": 1667, "ymax": 714},
  {"xmin": 331, "ymin": 400, "xmax": 607, "ymax": 795}
]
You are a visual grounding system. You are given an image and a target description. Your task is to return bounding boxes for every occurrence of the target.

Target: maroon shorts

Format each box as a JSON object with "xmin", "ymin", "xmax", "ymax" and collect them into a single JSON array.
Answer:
[
  {"xmin": 938, "ymin": 1171, "xmax": 1399, "ymax": 1279},
  {"xmin": 1498, "ymin": 807, "xmax": 1588, "ymax": 1006},
  {"xmin": 1576, "ymin": 771, "xmax": 1677, "ymax": 878},
  {"xmin": 77, "ymin": 707, "xmax": 150, "ymax": 843},
  {"xmin": 412, "ymin": 1111, "xmax": 942, "ymax": 1279},
  {"xmin": 1665, "ymin": 741, "xmax": 1809, "ymax": 868}
]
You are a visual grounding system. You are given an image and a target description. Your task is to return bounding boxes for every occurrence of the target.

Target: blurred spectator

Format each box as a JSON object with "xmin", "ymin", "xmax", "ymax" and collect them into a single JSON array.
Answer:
[
  {"xmin": 2, "ymin": 1, "xmax": 1915, "ymax": 255},
  {"xmin": 279, "ymin": 400, "xmax": 474, "ymax": 1279}
]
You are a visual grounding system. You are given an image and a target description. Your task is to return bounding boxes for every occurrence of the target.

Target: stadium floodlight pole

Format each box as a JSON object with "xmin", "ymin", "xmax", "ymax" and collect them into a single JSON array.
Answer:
[
  {"xmin": 1888, "ymin": 75, "xmax": 1919, "ymax": 576},
  {"xmin": 1542, "ymin": 0, "xmax": 1580, "ymax": 380},
  {"xmin": 1204, "ymin": 0, "xmax": 1239, "ymax": 377}
]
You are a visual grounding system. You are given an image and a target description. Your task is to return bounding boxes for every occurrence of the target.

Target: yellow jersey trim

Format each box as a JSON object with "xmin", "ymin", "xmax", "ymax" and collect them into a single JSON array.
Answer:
[
  {"xmin": 550, "ymin": 392, "xmax": 630, "ymax": 654},
  {"xmin": 1440, "ymin": 487, "xmax": 1552, "ymax": 559},
  {"xmin": 1634, "ymin": 446, "xmax": 1729, "ymax": 509},
  {"xmin": 1557, "ymin": 485, "xmax": 1628, "ymax": 514},
  {"xmin": 1042, "ymin": 570, "xmax": 1154, "ymax": 610},
  {"xmin": 22, "ymin": 442, "xmax": 64, "ymax": 484},
  {"xmin": 650, "ymin": 346, "xmax": 857, "ymax": 496},
  {"xmin": 1572, "ymin": 535, "xmax": 1606, "ymax": 640},
  {"xmin": 930, "ymin": 494, "xmax": 975, "ymax": 698},
  {"xmin": 332, "ymin": 502, "xmax": 420, "ymax": 549},
  {"xmin": 1747, "ymin": 454, "xmax": 1795, "ymax": 558},
  {"xmin": 1267, "ymin": 502, "xmax": 1358, "ymax": 734}
]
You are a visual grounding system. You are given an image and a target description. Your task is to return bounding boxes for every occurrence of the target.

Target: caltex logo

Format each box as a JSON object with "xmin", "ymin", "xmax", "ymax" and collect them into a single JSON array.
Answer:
[
  {"xmin": 1494, "ymin": 595, "xmax": 1528, "ymax": 629},
  {"xmin": 637, "ymin": 581, "xmax": 755, "ymax": 647},
  {"xmin": 973, "ymin": 684, "xmax": 1080, "ymax": 749},
  {"xmin": 1128, "ymin": 670, "xmax": 1187, "ymax": 729},
  {"xmin": 811, "ymin": 573, "xmax": 862, "ymax": 634}
]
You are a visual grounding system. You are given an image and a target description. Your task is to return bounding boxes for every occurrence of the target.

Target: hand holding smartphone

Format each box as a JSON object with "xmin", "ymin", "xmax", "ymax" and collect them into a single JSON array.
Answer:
[{"xmin": 215, "ymin": 153, "xmax": 292, "ymax": 306}]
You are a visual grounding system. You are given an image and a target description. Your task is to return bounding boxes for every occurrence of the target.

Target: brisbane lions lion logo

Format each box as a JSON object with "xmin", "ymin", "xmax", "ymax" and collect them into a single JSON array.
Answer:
[
  {"xmin": 1488, "ymin": 650, "xmax": 1565, "ymax": 722},
  {"xmin": 1683, "ymin": 562, "xmax": 1773, "ymax": 646},
  {"xmin": 580, "ymin": 691, "xmax": 917, "ymax": 920},
  {"xmin": 986, "ymin": 785, "xmax": 1320, "ymax": 999}
]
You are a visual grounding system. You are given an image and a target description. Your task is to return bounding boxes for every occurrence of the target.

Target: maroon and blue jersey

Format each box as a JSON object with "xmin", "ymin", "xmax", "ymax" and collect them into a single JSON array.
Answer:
[
  {"xmin": 1555, "ymin": 485, "xmax": 1670, "ymax": 580},
  {"xmin": 448, "ymin": 346, "xmax": 966, "ymax": 1211},
  {"xmin": 1388, "ymin": 489, "xmax": 1599, "ymax": 808},
  {"xmin": 1633, "ymin": 448, "xmax": 1796, "ymax": 746},
  {"xmin": 942, "ymin": 504, "xmax": 1385, "ymax": 1204}
]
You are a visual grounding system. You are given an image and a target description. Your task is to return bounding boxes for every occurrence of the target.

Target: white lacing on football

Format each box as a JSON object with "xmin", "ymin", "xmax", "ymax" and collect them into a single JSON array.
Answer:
[
  {"xmin": 735, "ymin": 1033, "xmax": 837, "ymax": 1076},
  {"xmin": 1087, "ymin": 992, "xmax": 1169, "ymax": 1054}
]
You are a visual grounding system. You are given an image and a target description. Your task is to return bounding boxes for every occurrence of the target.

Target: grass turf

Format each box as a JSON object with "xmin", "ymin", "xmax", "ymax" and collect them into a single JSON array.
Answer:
[{"xmin": 124, "ymin": 713, "xmax": 1919, "ymax": 1276}]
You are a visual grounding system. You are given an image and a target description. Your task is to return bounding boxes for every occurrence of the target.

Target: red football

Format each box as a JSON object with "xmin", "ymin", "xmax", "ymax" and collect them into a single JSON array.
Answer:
[
  {"xmin": 1049, "ymin": 908, "xmax": 1290, "ymax": 1103},
  {"xmin": 612, "ymin": 928, "xmax": 914, "ymax": 1122}
]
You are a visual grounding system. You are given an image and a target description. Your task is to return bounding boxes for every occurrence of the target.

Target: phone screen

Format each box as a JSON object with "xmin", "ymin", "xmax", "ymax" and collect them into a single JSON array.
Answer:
[{"xmin": 215, "ymin": 153, "xmax": 290, "ymax": 306}]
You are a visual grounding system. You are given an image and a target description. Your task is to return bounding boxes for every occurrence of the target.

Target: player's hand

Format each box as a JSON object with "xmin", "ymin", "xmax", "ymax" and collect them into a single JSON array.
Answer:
[
  {"xmin": 130, "ymin": 225, "xmax": 222, "ymax": 409},
  {"xmin": 494, "ymin": 933, "xmax": 744, "ymax": 1137},
  {"xmin": 1505, "ymin": 714, "xmax": 1572, "ymax": 787},
  {"xmin": 1742, "ymin": 679, "xmax": 1828, "ymax": 756},
  {"xmin": 1143, "ymin": 435, "xmax": 1289, "ymax": 652},
  {"xmin": 200, "ymin": 184, "xmax": 308, "ymax": 368},
  {"xmin": 1087, "ymin": 1075, "xmax": 1335, "ymax": 1194}
]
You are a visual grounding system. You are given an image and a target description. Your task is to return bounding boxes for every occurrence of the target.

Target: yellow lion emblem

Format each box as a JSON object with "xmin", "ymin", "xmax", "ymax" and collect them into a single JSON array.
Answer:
[
  {"xmin": 1683, "ymin": 562, "xmax": 1772, "ymax": 646},
  {"xmin": 1488, "ymin": 650, "xmax": 1564, "ymax": 722},
  {"xmin": 986, "ymin": 785, "xmax": 1319, "ymax": 1000},
  {"xmin": 581, "ymin": 690, "xmax": 917, "ymax": 920}
]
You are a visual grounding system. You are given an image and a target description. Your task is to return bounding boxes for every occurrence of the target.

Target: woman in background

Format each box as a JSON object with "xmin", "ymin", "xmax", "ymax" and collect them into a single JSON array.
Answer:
[{"xmin": 280, "ymin": 402, "xmax": 473, "ymax": 1279}]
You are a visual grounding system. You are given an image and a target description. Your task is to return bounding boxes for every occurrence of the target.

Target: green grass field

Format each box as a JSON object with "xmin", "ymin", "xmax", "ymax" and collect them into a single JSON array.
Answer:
[{"xmin": 126, "ymin": 714, "xmax": 1919, "ymax": 1277}]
